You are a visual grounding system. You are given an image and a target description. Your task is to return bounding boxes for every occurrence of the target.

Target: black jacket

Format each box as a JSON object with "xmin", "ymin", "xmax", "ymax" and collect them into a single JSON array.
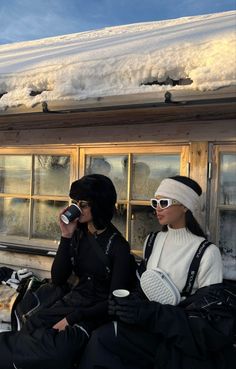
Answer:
[
  {"xmin": 135, "ymin": 283, "xmax": 236, "ymax": 369},
  {"xmin": 51, "ymin": 224, "xmax": 132, "ymax": 325}
]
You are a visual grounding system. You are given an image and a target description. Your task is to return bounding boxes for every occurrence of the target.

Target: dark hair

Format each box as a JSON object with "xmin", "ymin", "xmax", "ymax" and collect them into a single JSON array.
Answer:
[
  {"xmin": 69, "ymin": 174, "xmax": 117, "ymax": 230},
  {"xmin": 162, "ymin": 175, "xmax": 206, "ymax": 238},
  {"xmin": 169, "ymin": 175, "xmax": 202, "ymax": 196}
]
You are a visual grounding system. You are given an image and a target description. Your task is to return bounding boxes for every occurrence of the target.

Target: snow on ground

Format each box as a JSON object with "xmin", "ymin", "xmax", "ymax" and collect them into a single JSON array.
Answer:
[{"xmin": 0, "ymin": 10, "xmax": 235, "ymax": 110}]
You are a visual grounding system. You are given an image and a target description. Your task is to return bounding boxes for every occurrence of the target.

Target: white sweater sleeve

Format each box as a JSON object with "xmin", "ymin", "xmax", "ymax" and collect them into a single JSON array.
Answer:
[{"xmin": 197, "ymin": 244, "xmax": 223, "ymax": 288}]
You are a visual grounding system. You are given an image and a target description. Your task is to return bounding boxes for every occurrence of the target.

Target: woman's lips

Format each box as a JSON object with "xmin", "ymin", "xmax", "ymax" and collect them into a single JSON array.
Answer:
[{"xmin": 157, "ymin": 214, "xmax": 164, "ymax": 221}]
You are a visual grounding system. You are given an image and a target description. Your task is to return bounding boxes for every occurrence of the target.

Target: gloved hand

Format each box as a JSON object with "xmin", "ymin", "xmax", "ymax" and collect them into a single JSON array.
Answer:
[
  {"xmin": 108, "ymin": 294, "xmax": 118, "ymax": 317},
  {"xmin": 1, "ymin": 268, "xmax": 33, "ymax": 290},
  {"xmin": 115, "ymin": 298, "xmax": 143, "ymax": 324},
  {"xmin": 11, "ymin": 268, "xmax": 33, "ymax": 281},
  {"xmin": 2, "ymin": 278, "xmax": 19, "ymax": 289},
  {"xmin": 109, "ymin": 294, "xmax": 147, "ymax": 325}
]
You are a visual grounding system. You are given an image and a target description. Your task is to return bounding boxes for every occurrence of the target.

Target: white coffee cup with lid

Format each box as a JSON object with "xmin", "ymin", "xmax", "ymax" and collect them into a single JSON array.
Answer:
[{"xmin": 112, "ymin": 289, "xmax": 130, "ymax": 298}]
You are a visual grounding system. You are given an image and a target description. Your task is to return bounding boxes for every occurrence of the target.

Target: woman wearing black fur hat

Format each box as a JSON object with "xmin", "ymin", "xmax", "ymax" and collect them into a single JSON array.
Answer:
[
  {"xmin": 78, "ymin": 176, "xmax": 236, "ymax": 369},
  {"xmin": 0, "ymin": 174, "xmax": 133, "ymax": 369},
  {"xmin": 51, "ymin": 173, "xmax": 132, "ymax": 331}
]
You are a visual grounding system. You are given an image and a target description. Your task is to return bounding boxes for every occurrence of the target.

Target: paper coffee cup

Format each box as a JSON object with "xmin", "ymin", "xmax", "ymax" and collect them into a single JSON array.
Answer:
[
  {"xmin": 60, "ymin": 203, "xmax": 81, "ymax": 224},
  {"xmin": 112, "ymin": 289, "xmax": 130, "ymax": 298}
]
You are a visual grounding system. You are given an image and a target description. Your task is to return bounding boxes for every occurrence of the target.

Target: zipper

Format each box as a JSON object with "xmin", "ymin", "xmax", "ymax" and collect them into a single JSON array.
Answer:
[{"xmin": 23, "ymin": 292, "xmax": 40, "ymax": 319}]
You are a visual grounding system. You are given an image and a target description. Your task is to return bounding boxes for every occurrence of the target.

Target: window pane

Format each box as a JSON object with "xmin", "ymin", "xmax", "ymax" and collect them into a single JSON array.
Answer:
[
  {"xmin": 0, "ymin": 155, "xmax": 31, "ymax": 194},
  {"xmin": 219, "ymin": 210, "xmax": 236, "ymax": 280},
  {"xmin": 112, "ymin": 204, "xmax": 127, "ymax": 237},
  {"xmin": 0, "ymin": 197, "xmax": 29, "ymax": 237},
  {"xmin": 132, "ymin": 155, "xmax": 180, "ymax": 200},
  {"xmin": 220, "ymin": 154, "xmax": 236, "ymax": 205},
  {"xmin": 32, "ymin": 200, "xmax": 68, "ymax": 240},
  {"xmin": 85, "ymin": 155, "xmax": 128, "ymax": 200},
  {"xmin": 34, "ymin": 155, "xmax": 70, "ymax": 196},
  {"xmin": 131, "ymin": 205, "xmax": 159, "ymax": 251}
]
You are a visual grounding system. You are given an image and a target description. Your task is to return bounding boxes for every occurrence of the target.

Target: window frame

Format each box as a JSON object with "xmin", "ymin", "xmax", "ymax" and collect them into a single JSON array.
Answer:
[
  {"xmin": 80, "ymin": 144, "xmax": 190, "ymax": 254},
  {"xmin": 0, "ymin": 146, "xmax": 79, "ymax": 250},
  {"xmin": 209, "ymin": 144, "xmax": 236, "ymax": 246},
  {"xmin": 0, "ymin": 144, "xmax": 190, "ymax": 254}
]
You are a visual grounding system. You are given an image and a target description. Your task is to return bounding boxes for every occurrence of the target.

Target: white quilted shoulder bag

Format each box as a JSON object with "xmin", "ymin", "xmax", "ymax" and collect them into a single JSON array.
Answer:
[{"xmin": 140, "ymin": 267, "xmax": 181, "ymax": 305}]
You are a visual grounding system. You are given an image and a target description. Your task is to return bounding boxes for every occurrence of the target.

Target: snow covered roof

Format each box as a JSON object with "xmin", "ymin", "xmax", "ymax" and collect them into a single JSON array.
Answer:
[{"xmin": 0, "ymin": 10, "xmax": 235, "ymax": 111}]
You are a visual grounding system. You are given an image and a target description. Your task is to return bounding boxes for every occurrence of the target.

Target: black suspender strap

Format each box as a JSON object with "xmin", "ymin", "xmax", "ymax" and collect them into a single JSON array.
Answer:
[
  {"xmin": 181, "ymin": 239, "xmax": 212, "ymax": 297},
  {"xmin": 86, "ymin": 232, "xmax": 117, "ymax": 275},
  {"xmin": 144, "ymin": 231, "xmax": 158, "ymax": 267},
  {"xmin": 137, "ymin": 232, "xmax": 158, "ymax": 277}
]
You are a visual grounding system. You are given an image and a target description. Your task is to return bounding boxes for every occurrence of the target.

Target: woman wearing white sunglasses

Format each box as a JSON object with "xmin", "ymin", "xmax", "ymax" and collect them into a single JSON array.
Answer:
[
  {"xmin": 78, "ymin": 176, "xmax": 230, "ymax": 369},
  {"xmin": 145, "ymin": 175, "xmax": 222, "ymax": 297}
]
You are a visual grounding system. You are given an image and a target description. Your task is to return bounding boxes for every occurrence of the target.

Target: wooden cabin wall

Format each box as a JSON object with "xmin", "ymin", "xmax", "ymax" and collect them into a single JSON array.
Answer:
[
  {"xmin": 0, "ymin": 251, "xmax": 52, "ymax": 279},
  {"xmin": 0, "ymin": 104, "xmax": 235, "ymax": 278},
  {"xmin": 0, "ymin": 119, "xmax": 235, "ymax": 146}
]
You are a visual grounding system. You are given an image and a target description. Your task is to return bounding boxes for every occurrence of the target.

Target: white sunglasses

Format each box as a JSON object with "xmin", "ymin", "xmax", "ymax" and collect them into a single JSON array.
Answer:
[{"xmin": 150, "ymin": 198, "xmax": 181, "ymax": 209}]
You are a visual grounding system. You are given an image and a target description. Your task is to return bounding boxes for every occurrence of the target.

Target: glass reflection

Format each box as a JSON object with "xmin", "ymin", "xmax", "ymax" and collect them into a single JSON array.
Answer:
[
  {"xmin": 220, "ymin": 210, "xmax": 236, "ymax": 280},
  {"xmin": 32, "ymin": 200, "xmax": 68, "ymax": 240},
  {"xmin": 34, "ymin": 155, "xmax": 70, "ymax": 196},
  {"xmin": 132, "ymin": 155, "xmax": 180, "ymax": 200},
  {"xmin": 0, "ymin": 155, "xmax": 31, "ymax": 194},
  {"xmin": 85, "ymin": 155, "xmax": 128, "ymax": 200},
  {"xmin": 112, "ymin": 204, "xmax": 127, "ymax": 237},
  {"xmin": 219, "ymin": 210, "xmax": 236, "ymax": 257},
  {"xmin": 0, "ymin": 197, "xmax": 29, "ymax": 237},
  {"xmin": 220, "ymin": 154, "xmax": 236, "ymax": 205},
  {"xmin": 131, "ymin": 205, "xmax": 159, "ymax": 250}
]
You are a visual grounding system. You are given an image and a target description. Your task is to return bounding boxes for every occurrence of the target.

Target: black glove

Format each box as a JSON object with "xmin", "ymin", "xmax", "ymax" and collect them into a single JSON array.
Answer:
[
  {"xmin": 108, "ymin": 294, "xmax": 118, "ymax": 317},
  {"xmin": 108, "ymin": 293, "xmax": 140, "ymax": 317},
  {"xmin": 109, "ymin": 295, "xmax": 148, "ymax": 325}
]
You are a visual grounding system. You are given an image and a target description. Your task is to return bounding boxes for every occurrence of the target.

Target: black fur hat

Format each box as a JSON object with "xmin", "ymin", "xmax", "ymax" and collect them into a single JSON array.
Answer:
[{"xmin": 69, "ymin": 174, "xmax": 117, "ymax": 229}]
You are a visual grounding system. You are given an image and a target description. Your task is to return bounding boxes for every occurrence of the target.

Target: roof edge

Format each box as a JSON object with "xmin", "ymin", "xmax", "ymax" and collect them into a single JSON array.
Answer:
[{"xmin": 1, "ymin": 86, "xmax": 235, "ymax": 116}]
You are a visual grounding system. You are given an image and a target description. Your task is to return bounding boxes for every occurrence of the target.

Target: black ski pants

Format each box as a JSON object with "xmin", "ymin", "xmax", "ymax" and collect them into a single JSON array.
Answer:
[{"xmin": 0, "ymin": 323, "xmax": 88, "ymax": 369}]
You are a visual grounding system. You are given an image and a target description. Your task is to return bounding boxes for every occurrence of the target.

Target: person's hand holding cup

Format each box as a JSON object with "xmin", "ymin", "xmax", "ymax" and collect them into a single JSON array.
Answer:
[
  {"xmin": 108, "ymin": 289, "xmax": 130, "ymax": 318},
  {"xmin": 109, "ymin": 289, "xmax": 145, "ymax": 324}
]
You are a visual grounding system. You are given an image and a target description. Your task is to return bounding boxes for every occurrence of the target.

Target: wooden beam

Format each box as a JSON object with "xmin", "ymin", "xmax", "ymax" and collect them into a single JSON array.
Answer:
[
  {"xmin": 0, "ymin": 101, "xmax": 235, "ymax": 131},
  {"xmin": 0, "ymin": 119, "xmax": 235, "ymax": 146},
  {"xmin": 189, "ymin": 142, "xmax": 209, "ymax": 230}
]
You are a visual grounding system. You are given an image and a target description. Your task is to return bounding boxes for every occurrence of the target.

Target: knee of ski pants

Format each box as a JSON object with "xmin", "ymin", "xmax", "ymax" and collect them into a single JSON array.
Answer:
[
  {"xmin": 11, "ymin": 325, "xmax": 89, "ymax": 369},
  {"xmin": 79, "ymin": 322, "xmax": 121, "ymax": 369}
]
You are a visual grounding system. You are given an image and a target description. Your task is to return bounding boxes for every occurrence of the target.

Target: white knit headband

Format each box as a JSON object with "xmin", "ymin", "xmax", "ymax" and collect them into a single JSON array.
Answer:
[{"xmin": 154, "ymin": 178, "xmax": 200, "ymax": 213}]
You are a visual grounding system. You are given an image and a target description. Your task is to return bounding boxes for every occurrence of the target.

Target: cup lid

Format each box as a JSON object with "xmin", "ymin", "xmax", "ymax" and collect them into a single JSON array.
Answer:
[{"xmin": 112, "ymin": 289, "xmax": 130, "ymax": 298}]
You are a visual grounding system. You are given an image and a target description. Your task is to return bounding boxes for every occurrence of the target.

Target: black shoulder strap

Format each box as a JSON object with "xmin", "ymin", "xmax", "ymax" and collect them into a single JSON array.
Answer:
[
  {"xmin": 181, "ymin": 239, "xmax": 212, "ymax": 298},
  {"xmin": 86, "ymin": 232, "xmax": 117, "ymax": 275},
  {"xmin": 137, "ymin": 231, "xmax": 158, "ymax": 277},
  {"xmin": 144, "ymin": 231, "xmax": 159, "ymax": 267}
]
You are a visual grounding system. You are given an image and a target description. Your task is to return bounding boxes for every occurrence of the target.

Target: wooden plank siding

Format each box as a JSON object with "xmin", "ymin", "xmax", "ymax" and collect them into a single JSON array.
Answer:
[
  {"xmin": 0, "ymin": 98, "xmax": 235, "ymax": 278},
  {"xmin": 0, "ymin": 101, "xmax": 235, "ymax": 130},
  {"xmin": 0, "ymin": 250, "xmax": 52, "ymax": 279}
]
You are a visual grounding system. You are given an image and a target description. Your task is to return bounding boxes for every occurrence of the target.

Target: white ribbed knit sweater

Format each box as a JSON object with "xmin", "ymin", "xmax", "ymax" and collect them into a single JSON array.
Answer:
[{"xmin": 145, "ymin": 226, "xmax": 223, "ymax": 294}]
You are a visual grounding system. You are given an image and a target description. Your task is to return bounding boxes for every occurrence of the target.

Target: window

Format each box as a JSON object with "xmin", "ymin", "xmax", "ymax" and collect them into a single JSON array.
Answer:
[
  {"xmin": 210, "ymin": 145, "xmax": 236, "ymax": 280},
  {"xmin": 80, "ymin": 145, "xmax": 189, "ymax": 254},
  {"xmin": 0, "ymin": 148, "xmax": 77, "ymax": 249},
  {"xmin": 0, "ymin": 145, "xmax": 189, "ymax": 254}
]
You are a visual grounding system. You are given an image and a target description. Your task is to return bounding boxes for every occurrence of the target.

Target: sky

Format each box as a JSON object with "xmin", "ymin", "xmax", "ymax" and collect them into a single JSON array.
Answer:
[{"xmin": 0, "ymin": 0, "xmax": 235, "ymax": 44}]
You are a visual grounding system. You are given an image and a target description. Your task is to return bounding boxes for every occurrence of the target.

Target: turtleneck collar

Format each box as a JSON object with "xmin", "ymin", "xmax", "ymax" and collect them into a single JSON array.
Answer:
[{"xmin": 166, "ymin": 225, "xmax": 196, "ymax": 244}]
